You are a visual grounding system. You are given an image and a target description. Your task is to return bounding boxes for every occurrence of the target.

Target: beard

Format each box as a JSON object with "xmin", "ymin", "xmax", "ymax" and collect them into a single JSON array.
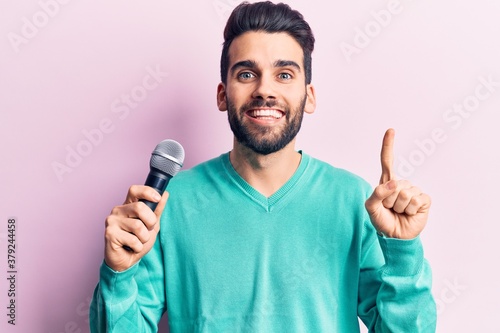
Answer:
[{"xmin": 226, "ymin": 95, "xmax": 307, "ymax": 155}]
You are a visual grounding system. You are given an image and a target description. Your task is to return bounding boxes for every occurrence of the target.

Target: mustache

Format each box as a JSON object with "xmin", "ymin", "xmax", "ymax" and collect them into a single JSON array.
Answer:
[{"xmin": 242, "ymin": 99, "xmax": 282, "ymax": 110}]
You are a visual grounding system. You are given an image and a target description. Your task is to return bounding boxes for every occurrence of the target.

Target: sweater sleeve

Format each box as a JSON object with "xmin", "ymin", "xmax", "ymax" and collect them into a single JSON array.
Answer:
[
  {"xmin": 357, "ymin": 220, "xmax": 437, "ymax": 332},
  {"xmin": 89, "ymin": 235, "xmax": 166, "ymax": 333}
]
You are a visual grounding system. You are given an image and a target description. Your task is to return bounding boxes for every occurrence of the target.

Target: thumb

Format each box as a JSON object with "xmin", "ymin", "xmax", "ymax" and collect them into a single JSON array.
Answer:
[{"xmin": 365, "ymin": 180, "xmax": 397, "ymax": 214}]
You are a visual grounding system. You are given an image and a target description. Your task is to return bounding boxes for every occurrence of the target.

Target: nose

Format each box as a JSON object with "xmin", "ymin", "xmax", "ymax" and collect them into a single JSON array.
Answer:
[{"xmin": 251, "ymin": 75, "xmax": 276, "ymax": 100}]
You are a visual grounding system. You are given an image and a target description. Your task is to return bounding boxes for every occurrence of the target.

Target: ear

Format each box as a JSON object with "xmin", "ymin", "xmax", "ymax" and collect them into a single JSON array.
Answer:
[
  {"xmin": 304, "ymin": 84, "xmax": 316, "ymax": 114},
  {"xmin": 217, "ymin": 83, "xmax": 227, "ymax": 111}
]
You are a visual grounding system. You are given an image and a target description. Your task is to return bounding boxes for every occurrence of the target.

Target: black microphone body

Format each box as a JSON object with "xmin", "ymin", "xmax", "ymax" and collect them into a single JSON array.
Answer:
[
  {"xmin": 140, "ymin": 170, "xmax": 172, "ymax": 211},
  {"xmin": 139, "ymin": 139, "xmax": 185, "ymax": 212}
]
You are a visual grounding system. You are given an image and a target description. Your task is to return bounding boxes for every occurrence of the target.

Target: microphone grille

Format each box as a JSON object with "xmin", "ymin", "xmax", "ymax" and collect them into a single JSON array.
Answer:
[{"xmin": 150, "ymin": 139, "xmax": 185, "ymax": 176}]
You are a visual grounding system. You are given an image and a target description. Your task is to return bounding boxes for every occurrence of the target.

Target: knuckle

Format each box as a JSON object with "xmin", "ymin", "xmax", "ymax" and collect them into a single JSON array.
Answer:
[
  {"xmin": 137, "ymin": 200, "xmax": 149, "ymax": 210},
  {"xmin": 110, "ymin": 206, "xmax": 122, "ymax": 216},
  {"xmin": 136, "ymin": 203, "xmax": 154, "ymax": 224},
  {"xmin": 142, "ymin": 208, "xmax": 157, "ymax": 225},
  {"xmin": 394, "ymin": 207, "xmax": 405, "ymax": 214},
  {"xmin": 364, "ymin": 199, "xmax": 371, "ymax": 209},
  {"xmin": 136, "ymin": 243, "xmax": 144, "ymax": 253},
  {"xmin": 131, "ymin": 218, "xmax": 145, "ymax": 232},
  {"xmin": 399, "ymin": 189, "xmax": 410, "ymax": 201},
  {"xmin": 142, "ymin": 231, "xmax": 151, "ymax": 244},
  {"xmin": 104, "ymin": 228, "xmax": 111, "ymax": 240},
  {"xmin": 132, "ymin": 237, "xmax": 144, "ymax": 252},
  {"xmin": 105, "ymin": 214, "xmax": 118, "ymax": 227},
  {"xmin": 104, "ymin": 226, "xmax": 117, "ymax": 242},
  {"xmin": 405, "ymin": 207, "xmax": 417, "ymax": 215},
  {"xmin": 126, "ymin": 185, "xmax": 144, "ymax": 202},
  {"xmin": 375, "ymin": 185, "xmax": 386, "ymax": 198},
  {"xmin": 129, "ymin": 201, "xmax": 144, "ymax": 215},
  {"xmin": 129, "ymin": 185, "xmax": 140, "ymax": 194},
  {"xmin": 382, "ymin": 199, "xmax": 393, "ymax": 209},
  {"xmin": 410, "ymin": 196, "xmax": 423, "ymax": 207}
]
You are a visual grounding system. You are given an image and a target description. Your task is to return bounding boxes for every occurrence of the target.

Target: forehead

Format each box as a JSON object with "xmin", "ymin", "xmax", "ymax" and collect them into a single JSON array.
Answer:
[{"xmin": 228, "ymin": 31, "xmax": 304, "ymax": 68}]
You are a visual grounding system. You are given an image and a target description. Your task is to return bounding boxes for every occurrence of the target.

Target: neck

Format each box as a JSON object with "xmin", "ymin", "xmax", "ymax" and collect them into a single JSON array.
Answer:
[{"xmin": 229, "ymin": 138, "xmax": 302, "ymax": 197}]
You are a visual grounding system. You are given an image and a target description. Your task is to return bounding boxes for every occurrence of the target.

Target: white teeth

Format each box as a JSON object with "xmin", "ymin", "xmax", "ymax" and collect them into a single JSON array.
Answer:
[{"xmin": 249, "ymin": 109, "xmax": 283, "ymax": 119}]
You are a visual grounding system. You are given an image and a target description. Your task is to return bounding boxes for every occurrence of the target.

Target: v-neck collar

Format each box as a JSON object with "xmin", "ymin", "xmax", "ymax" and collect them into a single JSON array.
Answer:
[{"xmin": 221, "ymin": 151, "xmax": 310, "ymax": 212}]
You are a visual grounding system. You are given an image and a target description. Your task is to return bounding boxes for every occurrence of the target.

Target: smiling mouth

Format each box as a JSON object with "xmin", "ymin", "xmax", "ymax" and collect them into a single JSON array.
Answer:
[{"xmin": 247, "ymin": 109, "xmax": 284, "ymax": 119}]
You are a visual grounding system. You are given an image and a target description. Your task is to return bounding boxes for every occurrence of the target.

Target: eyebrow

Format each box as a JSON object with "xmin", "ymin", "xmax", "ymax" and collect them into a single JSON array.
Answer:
[
  {"xmin": 274, "ymin": 60, "xmax": 301, "ymax": 72},
  {"xmin": 230, "ymin": 60, "xmax": 257, "ymax": 76},
  {"xmin": 230, "ymin": 59, "xmax": 302, "ymax": 76}
]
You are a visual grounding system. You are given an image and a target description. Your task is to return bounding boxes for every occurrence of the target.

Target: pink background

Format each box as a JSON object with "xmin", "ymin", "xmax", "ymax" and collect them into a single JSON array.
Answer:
[{"xmin": 1, "ymin": 0, "xmax": 499, "ymax": 332}]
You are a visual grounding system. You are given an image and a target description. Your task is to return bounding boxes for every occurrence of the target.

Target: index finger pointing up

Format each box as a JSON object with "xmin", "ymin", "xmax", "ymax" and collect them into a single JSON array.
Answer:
[{"xmin": 380, "ymin": 128, "xmax": 395, "ymax": 184}]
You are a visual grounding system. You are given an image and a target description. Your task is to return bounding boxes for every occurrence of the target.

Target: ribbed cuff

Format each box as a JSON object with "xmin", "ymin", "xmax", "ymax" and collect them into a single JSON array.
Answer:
[
  {"xmin": 377, "ymin": 236, "xmax": 424, "ymax": 277},
  {"xmin": 99, "ymin": 260, "xmax": 139, "ymax": 304}
]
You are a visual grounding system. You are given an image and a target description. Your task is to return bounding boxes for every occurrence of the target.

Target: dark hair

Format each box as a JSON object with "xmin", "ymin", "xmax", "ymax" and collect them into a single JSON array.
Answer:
[{"xmin": 220, "ymin": 1, "xmax": 315, "ymax": 84}]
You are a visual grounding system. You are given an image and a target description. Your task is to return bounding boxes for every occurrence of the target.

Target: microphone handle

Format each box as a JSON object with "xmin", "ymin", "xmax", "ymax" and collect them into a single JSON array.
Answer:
[
  {"xmin": 140, "ymin": 170, "xmax": 172, "ymax": 211},
  {"xmin": 123, "ymin": 170, "xmax": 171, "ymax": 253}
]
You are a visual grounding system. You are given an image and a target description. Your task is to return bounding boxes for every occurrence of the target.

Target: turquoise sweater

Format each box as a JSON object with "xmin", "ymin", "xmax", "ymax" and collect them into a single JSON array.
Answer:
[{"xmin": 90, "ymin": 153, "xmax": 436, "ymax": 332}]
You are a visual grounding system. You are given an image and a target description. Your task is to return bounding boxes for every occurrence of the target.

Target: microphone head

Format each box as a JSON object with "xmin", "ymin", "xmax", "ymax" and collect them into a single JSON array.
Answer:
[{"xmin": 150, "ymin": 139, "xmax": 185, "ymax": 176}]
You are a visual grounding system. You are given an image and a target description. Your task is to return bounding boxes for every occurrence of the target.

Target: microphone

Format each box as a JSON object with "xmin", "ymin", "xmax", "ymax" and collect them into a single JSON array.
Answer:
[{"xmin": 140, "ymin": 139, "xmax": 185, "ymax": 211}]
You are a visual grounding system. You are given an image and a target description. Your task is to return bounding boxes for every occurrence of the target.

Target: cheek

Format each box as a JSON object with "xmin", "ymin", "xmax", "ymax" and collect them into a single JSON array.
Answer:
[
  {"xmin": 283, "ymin": 84, "xmax": 305, "ymax": 98},
  {"xmin": 229, "ymin": 90, "xmax": 251, "ymax": 108}
]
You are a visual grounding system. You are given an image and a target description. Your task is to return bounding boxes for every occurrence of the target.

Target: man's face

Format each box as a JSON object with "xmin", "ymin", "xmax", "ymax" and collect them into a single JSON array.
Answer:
[{"xmin": 217, "ymin": 31, "xmax": 316, "ymax": 155}]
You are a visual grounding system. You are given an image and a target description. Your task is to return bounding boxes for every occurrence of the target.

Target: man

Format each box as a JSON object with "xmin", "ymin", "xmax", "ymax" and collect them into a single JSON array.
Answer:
[{"xmin": 90, "ymin": 1, "xmax": 436, "ymax": 332}]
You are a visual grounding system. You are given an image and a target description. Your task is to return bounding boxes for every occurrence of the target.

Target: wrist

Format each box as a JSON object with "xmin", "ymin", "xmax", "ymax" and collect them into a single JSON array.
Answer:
[{"xmin": 377, "ymin": 236, "xmax": 425, "ymax": 276}]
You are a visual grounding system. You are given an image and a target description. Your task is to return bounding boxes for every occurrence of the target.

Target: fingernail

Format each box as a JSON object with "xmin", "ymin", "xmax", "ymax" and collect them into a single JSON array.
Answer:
[
  {"xmin": 153, "ymin": 193, "xmax": 161, "ymax": 201},
  {"xmin": 385, "ymin": 181, "xmax": 395, "ymax": 190}
]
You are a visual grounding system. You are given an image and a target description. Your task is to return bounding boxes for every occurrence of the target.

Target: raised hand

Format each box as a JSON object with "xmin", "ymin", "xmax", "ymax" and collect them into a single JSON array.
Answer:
[
  {"xmin": 104, "ymin": 185, "xmax": 169, "ymax": 272},
  {"xmin": 365, "ymin": 129, "xmax": 431, "ymax": 239}
]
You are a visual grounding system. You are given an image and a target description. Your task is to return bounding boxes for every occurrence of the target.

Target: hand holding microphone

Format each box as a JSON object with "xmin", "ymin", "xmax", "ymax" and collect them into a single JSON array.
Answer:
[{"xmin": 104, "ymin": 140, "xmax": 184, "ymax": 272}]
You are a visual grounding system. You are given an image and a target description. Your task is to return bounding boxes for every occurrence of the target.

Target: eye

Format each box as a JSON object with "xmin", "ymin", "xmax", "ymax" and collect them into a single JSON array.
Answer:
[
  {"xmin": 238, "ymin": 72, "xmax": 255, "ymax": 80},
  {"xmin": 278, "ymin": 73, "xmax": 293, "ymax": 80}
]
